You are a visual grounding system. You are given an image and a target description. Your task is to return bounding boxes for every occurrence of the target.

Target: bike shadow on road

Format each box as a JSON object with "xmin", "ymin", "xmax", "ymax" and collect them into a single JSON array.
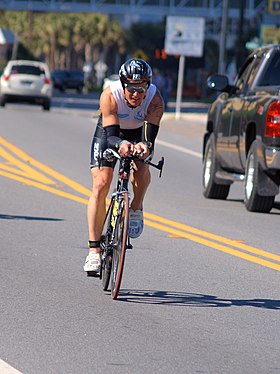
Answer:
[
  {"xmin": 118, "ymin": 290, "xmax": 280, "ymax": 310},
  {"xmin": 0, "ymin": 213, "xmax": 64, "ymax": 221}
]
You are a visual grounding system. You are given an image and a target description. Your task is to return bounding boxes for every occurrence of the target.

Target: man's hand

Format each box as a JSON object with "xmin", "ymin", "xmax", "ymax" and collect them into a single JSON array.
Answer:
[
  {"xmin": 133, "ymin": 142, "xmax": 150, "ymax": 159},
  {"xmin": 118, "ymin": 141, "xmax": 134, "ymax": 157}
]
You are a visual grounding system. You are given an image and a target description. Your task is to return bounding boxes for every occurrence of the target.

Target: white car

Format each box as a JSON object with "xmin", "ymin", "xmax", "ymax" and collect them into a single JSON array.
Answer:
[{"xmin": 0, "ymin": 60, "xmax": 53, "ymax": 110}]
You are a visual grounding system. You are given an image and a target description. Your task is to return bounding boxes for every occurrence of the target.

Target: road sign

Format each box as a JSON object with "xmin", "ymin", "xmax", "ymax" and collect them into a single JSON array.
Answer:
[
  {"xmin": 164, "ymin": 16, "xmax": 205, "ymax": 57},
  {"xmin": 164, "ymin": 16, "xmax": 205, "ymax": 120}
]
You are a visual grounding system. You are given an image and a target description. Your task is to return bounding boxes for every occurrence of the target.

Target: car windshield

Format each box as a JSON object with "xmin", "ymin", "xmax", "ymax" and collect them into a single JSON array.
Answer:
[
  {"xmin": 10, "ymin": 65, "xmax": 45, "ymax": 76},
  {"xmin": 52, "ymin": 71, "xmax": 66, "ymax": 76},
  {"xmin": 70, "ymin": 71, "xmax": 83, "ymax": 78}
]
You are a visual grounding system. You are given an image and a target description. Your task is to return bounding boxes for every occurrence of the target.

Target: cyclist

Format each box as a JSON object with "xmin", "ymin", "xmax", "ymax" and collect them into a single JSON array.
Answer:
[{"xmin": 84, "ymin": 58, "xmax": 164, "ymax": 274}]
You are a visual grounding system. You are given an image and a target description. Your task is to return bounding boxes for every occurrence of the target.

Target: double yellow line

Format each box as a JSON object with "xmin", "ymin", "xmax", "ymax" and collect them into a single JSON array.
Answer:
[{"xmin": 0, "ymin": 136, "xmax": 279, "ymax": 272}]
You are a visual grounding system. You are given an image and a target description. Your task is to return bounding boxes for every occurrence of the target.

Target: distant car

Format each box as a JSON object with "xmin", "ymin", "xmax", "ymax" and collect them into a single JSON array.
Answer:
[
  {"xmin": 102, "ymin": 74, "xmax": 119, "ymax": 90},
  {"xmin": 52, "ymin": 70, "xmax": 84, "ymax": 93},
  {"xmin": 0, "ymin": 60, "xmax": 53, "ymax": 110}
]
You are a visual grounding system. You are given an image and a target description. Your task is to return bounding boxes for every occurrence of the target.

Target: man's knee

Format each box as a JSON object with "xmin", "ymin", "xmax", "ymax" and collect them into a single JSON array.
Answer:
[
  {"xmin": 133, "ymin": 165, "xmax": 151, "ymax": 185},
  {"xmin": 92, "ymin": 169, "xmax": 112, "ymax": 198}
]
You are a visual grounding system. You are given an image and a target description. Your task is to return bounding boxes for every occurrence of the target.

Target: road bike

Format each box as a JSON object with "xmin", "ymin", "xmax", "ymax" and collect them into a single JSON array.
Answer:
[{"xmin": 98, "ymin": 148, "xmax": 164, "ymax": 300}]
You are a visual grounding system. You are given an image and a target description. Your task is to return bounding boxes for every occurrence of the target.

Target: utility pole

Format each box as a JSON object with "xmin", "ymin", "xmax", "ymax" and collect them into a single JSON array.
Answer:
[
  {"xmin": 218, "ymin": 0, "xmax": 228, "ymax": 74},
  {"xmin": 237, "ymin": 0, "xmax": 245, "ymax": 70}
]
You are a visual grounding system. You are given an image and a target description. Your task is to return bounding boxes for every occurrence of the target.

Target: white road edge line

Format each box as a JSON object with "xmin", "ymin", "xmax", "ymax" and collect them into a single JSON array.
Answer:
[
  {"xmin": 157, "ymin": 139, "xmax": 202, "ymax": 159},
  {"xmin": 0, "ymin": 359, "xmax": 23, "ymax": 374}
]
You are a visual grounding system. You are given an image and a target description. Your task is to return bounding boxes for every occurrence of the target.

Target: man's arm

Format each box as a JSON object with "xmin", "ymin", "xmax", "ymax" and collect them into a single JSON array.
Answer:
[
  {"xmin": 136, "ymin": 88, "xmax": 164, "ymax": 155},
  {"xmin": 145, "ymin": 88, "xmax": 164, "ymax": 125},
  {"xmin": 100, "ymin": 87, "xmax": 119, "ymax": 126}
]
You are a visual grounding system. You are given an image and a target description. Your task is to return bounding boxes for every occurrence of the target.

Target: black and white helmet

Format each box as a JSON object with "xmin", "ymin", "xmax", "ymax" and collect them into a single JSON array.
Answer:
[{"xmin": 119, "ymin": 58, "xmax": 152, "ymax": 88}]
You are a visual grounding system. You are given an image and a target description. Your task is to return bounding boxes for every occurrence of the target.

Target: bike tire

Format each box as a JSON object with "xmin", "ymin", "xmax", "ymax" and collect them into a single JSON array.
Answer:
[
  {"xmin": 111, "ymin": 192, "xmax": 129, "ymax": 300},
  {"xmin": 100, "ymin": 198, "xmax": 115, "ymax": 291}
]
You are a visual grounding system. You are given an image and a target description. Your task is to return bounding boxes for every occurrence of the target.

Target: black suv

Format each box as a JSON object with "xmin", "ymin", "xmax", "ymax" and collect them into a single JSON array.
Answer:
[
  {"xmin": 52, "ymin": 70, "xmax": 84, "ymax": 93},
  {"xmin": 203, "ymin": 44, "xmax": 280, "ymax": 213}
]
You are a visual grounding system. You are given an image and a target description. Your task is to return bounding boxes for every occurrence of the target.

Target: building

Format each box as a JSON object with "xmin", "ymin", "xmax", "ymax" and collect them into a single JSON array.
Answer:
[{"xmin": 0, "ymin": 29, "xmax": 17, "ymax": 61}]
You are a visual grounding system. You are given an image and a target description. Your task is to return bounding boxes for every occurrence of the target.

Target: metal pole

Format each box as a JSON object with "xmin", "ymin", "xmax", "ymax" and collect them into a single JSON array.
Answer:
[
  {"xmin": 218, "ymin": 0, "xmax": 228, "ymax": 74},
  {"xmin": 175, "ymin": 55, "xmax": 185, "ymax": 121}
]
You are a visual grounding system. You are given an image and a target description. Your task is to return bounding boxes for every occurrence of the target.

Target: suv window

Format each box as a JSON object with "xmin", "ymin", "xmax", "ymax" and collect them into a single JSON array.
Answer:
[
  {"xmin": 235, "ymin": 57, "xmax": 255, "ymax": 93},
  {"xmin": 258, "ymin": 51, "xmax": 280, "ymax": 86},
  {"xmin": 246, "ymin": 56, "xmax": 262, "ymax": 88},
  {"xmin": 10, "ymin": 65, "xmax": 45, "ymax": 76}
]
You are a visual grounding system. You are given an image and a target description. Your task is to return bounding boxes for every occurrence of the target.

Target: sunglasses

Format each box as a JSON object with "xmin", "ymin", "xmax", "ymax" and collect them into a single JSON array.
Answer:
[{"xmin": 125, "ymin": 83, "xmax": 148, "ymax": 94}]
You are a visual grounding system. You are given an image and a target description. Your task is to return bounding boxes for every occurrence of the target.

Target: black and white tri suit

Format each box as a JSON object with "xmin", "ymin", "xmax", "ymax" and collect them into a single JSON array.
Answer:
[{"xmin": 90, "ymin": 80, "xmax": 157, "ymax": 168}]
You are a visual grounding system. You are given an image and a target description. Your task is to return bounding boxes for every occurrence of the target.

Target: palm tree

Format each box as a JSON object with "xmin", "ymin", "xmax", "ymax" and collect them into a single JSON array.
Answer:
[
  {"xmin": 0, "ymin": 10, "xmax": 129, "ymax": 79},
  {"xmin": 33, "ymin": 12, "xmax": 70, "ymax": 70}
]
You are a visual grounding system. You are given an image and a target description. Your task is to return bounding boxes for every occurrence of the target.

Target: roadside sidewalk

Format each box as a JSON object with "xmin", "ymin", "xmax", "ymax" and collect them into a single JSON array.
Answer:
[
  {"xmin": 161, "ymin": 112, "xmax": 207, "ymax": 138},
  {"xmin": 163, "ymin": 112, "xmax": 207, "ymax": 125}
]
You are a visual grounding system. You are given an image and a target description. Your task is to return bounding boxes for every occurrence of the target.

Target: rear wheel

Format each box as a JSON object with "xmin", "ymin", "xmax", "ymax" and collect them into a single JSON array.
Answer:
[
  {"xmin": 111, "ymin": 192, "xmax": 129, "ymax": 300},
  {"xmin": 203, "ymin": 133, "xmax": 230, "ymax": 199},
  {"xmin": 244, "ymin": 144, "xmax": 275, "ymax": 213},
  {"xmin": 101, "ymin": 252, "xmax": 112, "ymax": 291},
  {"xmin": 100, "ymin": 198, "xmax": 115, "ymax": 291}
]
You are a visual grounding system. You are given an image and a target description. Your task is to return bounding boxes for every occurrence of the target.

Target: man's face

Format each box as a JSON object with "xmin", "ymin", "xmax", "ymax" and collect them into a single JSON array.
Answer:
[{"xmin": 124, "ymin": 81, "xmax": 148, "ymax": 107}]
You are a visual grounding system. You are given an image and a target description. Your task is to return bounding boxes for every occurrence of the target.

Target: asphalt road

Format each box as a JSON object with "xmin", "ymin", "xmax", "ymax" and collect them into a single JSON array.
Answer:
[{"xmin": 0, "ymin": 96, "xmax": 279, "ymax": 374}]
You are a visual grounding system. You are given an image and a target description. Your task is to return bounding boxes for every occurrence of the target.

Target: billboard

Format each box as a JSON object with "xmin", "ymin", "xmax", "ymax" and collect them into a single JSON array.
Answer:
[
  {"xmin": 268, "ymin": 0, "xmax": 280, "ymax": 14},
  {"xmin": 260, "ymin": 24, "xmax": 280, "ymax": 43}
]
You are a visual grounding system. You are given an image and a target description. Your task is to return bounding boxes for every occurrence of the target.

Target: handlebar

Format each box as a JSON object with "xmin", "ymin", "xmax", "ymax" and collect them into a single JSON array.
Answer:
[{"xmin": 98, "ymin": 148, "xmax": 164, "ymax": 178}]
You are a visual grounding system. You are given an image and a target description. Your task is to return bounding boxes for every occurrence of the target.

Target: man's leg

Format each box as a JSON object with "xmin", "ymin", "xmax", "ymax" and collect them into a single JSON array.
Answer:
[
  {"xmin": 130, "ymin": 162, "xmax": 151, "ymax": 211},
  {"xmin": 84, "ymin": 166, "xmax": 113, "ymax": 273},
  {"xmin": 128, "ymin": 162, "xmax": 150, "ymax": 239},
  {"xmin": 87, "ymin": 166, "xmax": 113, "ymax": 247}
]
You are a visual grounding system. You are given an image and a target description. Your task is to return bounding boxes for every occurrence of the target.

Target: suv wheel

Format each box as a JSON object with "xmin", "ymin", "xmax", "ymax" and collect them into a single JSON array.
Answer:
[
  {"xmin": 77, "ymin": 84, "xmax": 83, "ymax": 93},
  {"xmin": 244, "ymin": 143, "xmax": 274, "ymax": 213},
  {"xmin": 203, "ymin": 133, "xmax": 230, "ymax": 200}
]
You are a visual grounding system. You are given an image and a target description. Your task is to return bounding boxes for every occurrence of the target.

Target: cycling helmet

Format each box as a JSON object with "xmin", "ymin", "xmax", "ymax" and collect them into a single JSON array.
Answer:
[{"xmin": 119, "ymin": 58, "xmax": 152, "ymax": 89}]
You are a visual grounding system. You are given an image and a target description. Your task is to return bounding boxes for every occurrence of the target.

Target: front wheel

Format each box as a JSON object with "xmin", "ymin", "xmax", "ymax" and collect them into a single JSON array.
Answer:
[
  {"xmin": 111, "ymin": 192, "xmax": 129, "ymax": 300},
  {"xmin": 203, "ymin": 133, "xmax": 230, "ymax": 199},
  {"xmin": 244, "ymin": 144, "xmax": 274, "ymax": 213}
]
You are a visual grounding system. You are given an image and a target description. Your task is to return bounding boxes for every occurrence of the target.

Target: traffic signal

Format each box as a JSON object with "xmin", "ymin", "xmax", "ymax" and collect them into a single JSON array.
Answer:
[{"xmin": 155, "ymin": 49, "xmax": 167, "ymax": 60}]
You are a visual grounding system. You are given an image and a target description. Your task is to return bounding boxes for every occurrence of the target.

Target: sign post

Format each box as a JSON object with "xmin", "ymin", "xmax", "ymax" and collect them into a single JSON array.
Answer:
[
  {"xmin": 175, "ymin": 55, "xmax": 185, "ymax": 120},
  {"xmin": 164, "ymin": 16, "xmax": 205, "ymax": 120}
]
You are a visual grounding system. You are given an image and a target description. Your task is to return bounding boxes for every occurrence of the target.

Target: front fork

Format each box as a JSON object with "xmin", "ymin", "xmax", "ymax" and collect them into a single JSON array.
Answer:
[{"xmin": 110, "ymin": 191, "xmax": 133, "ymax": 251}]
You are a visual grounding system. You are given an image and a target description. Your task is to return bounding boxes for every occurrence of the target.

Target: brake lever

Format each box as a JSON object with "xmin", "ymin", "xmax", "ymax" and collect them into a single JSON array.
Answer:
[{"xmin": 147, "ymin": 157, "xmax": 164, "ymax": 178}]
